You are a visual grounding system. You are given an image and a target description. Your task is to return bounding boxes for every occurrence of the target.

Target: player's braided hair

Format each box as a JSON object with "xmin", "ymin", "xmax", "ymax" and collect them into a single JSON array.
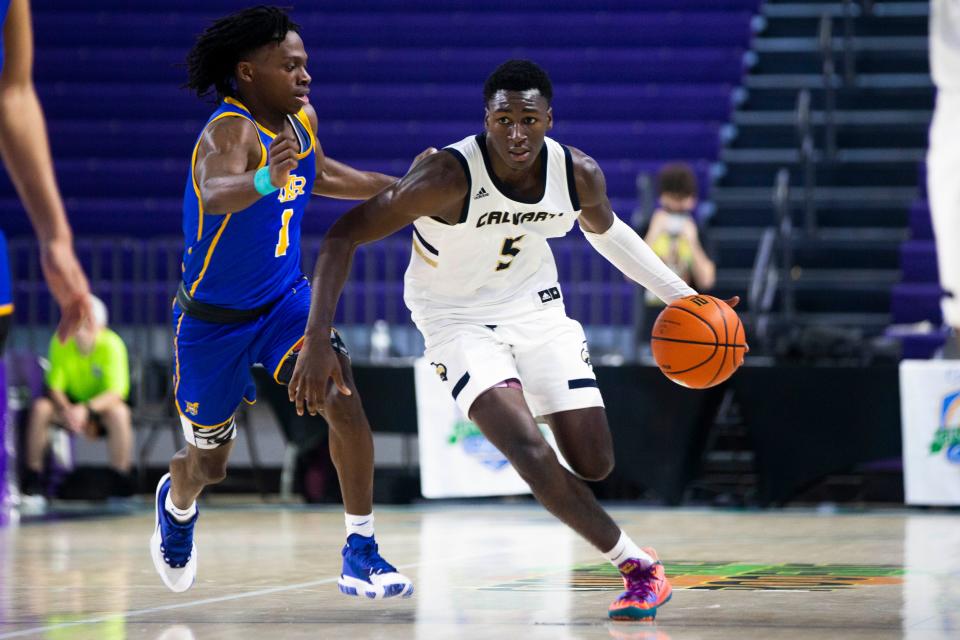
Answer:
[
  {"xmin": 483, "ymin": 59, "xmax": 553, "ymax": 105},
  {"xmin": 185, "ymin": 6, "xmax": 300, "ymax": 102}
]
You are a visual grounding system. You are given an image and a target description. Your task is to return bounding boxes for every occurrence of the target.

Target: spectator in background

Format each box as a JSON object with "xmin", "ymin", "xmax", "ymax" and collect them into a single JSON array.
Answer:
[
  {"xmin": 640, "ymin": 163, "xmax": 716, "ymax": 338},
  {"xmin": 929, "ymin": 0, "xmax": 960, "ymax": 358},
  {"xmin": 21, "ymin": 295, "xmax": 132, "ymax": 510}
]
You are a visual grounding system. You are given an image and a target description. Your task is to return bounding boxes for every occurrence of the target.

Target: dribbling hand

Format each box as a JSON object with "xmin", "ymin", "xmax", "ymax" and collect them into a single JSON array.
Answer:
[{"xmin": 269, "ymin": 129, "xmax": 299, "ymax": 190}]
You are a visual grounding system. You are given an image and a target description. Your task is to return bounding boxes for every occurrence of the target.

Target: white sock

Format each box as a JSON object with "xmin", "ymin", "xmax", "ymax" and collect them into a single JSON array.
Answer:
[
  {"xmin": 165, "ymin": 492, "xmax": 197, "ymax": 523},
  {"xmin": 603, "ymin": 531, "xmax": 654, "ymax": 570},
  {"xmin": 345, "ymin": 512, "xmax": 375, "ymax": 539}
]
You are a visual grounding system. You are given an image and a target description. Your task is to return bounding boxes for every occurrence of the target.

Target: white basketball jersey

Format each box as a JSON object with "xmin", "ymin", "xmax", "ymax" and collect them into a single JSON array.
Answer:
[
  {"xmin": 932, "ymin": 0, "xmax": 960, "ymax": 90},
  {"xmin": 404, "ymin": 133, "xmax": 581, "ymax": 329}
]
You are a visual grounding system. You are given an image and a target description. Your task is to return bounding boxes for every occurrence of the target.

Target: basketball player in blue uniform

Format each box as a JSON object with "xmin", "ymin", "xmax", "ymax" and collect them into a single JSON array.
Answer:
[
  {"xmin": 1, "ymin": 0, "xmax": 92, "ymax": 523},
  {"xmin": 151, "ymin": 7, "xmax": 421, "ymax": 597},
  {"xmin": 291, "ymin": 59, "xmax": 740, "ymax": 619}
]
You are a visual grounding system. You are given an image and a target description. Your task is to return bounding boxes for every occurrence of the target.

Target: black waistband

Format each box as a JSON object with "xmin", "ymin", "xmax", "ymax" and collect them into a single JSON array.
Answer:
[{"xmin": 176, "ymin": 282, "xmax": 276, "ymax": 324}]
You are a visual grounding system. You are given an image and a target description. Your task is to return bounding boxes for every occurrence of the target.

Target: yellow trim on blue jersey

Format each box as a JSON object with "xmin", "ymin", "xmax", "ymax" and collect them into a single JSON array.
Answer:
[
  {"xmin": 223, "ymin": 96, "xmax": 314, "ymax": 159},
  {"xmin": 0, "ymin": 303, "xmax": 13, "ymax": 316},
  {"xmin": 413, "ymin": 240, "xmax": 438, "ymax": 268},
  {"xmin": 217, "ymin": 99, "xmax": 270, "ymax": 166},
  {"xmin": 293, "ymin": 108, "xmax": 317, "ymax": 160},
  {"xmin": 272, "ymin": 335, "xmax": 305, "ymax": 383},
  {"xmin": 173, "ymin": 312, "xmax": 185, "ymax": 400},
  {"xmin": 189, "ymin": 213, "xmax": 232, "ymax": 296},
  {"xmin": 191, "ymin": 110, "xmax": 267, "ymax": 241}
]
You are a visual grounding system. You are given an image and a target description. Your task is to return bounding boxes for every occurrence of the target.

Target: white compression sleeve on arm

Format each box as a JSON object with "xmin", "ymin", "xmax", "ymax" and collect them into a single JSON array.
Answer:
[{"xmin": 582, "ymin": 215, "xmax": 697, "ymax": 304}]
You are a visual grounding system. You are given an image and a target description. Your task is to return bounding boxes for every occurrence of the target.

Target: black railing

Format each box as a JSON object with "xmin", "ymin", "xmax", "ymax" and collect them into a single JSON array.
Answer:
[
  {"xmin": 748, "ymin": 168, "xmax": 795, "ymax": 351},
  {"xmin": 795, "ymin": 88, "xmax": 817, "ymax": 236},
  {"xmin": 819, "ymin": 11, "xmax": 838, "ymax": 159}
]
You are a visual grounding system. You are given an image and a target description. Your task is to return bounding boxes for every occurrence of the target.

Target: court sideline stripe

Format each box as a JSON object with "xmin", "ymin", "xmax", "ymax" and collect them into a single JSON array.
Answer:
[{"xmin": 0, "ymin": 552, "xmax": 482, "ymax": 640}]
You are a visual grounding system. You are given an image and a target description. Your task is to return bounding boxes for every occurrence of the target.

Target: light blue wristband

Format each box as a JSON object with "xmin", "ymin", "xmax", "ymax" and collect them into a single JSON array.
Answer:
[{"xmin": 253, "ymin": 166, "xmax": 279, "ymax": 195}]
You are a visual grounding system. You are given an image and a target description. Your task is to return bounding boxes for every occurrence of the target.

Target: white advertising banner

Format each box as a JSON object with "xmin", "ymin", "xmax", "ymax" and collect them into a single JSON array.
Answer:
[
  {"xmin": 899, "ymin": 360, "xmax": 960, "ymax": 505},
  {"xmin": 414, "ymin": 357, "xmax": 568, "ymax": 499}
]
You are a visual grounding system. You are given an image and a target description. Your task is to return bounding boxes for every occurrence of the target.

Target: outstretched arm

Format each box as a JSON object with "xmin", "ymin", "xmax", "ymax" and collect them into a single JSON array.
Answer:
[
  {"xmin": 305, "ymin": 105, "xmax": 436, "ymax": 200},
  {"xmin": 312, "ymin": 154, "xmax": 396, "ymax": 200},
  {"xmin": 572, "ymin": 147, "xmax": 697, "ymax": 303},
  {"xmin": 0, "ymin": 0, "xmax": 91, "ymax": 339},
  {"xmin": 288, "ymin": 151, "xmax": 467, "ymax": 415}
]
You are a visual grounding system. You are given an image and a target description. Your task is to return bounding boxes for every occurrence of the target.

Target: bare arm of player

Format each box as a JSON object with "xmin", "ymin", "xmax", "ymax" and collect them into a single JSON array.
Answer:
[
  {"xmin": 287, "ymin": 151, "xmax": 467, "ymax": 416},
  {"xmin": 312, "ymin": 154, "xmax": 396, "ymax": 200},
  {"xmin": 574, "ymin": 149, "xmax": 739, "ymax": 308},
  {"xmin": 313, "ymin": 148, "xmax": 438, "ymax": 200},
  {"xmin": 194, "ymin": 117, "xmax": 299, "ymax": 214},
  {"xmin": 303, "ymin": 105, "xmax": 437, "ymax": 200},
  {"xmin": 0, "ymin": 0, "xmax": 92, "ymax": 340},
  {"xmin": 572, "ymin": 148, "xmax": 699, "ymax": 304}
]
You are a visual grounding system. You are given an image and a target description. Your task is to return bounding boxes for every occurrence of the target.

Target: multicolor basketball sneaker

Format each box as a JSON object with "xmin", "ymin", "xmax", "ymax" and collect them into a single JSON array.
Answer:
[
  {"xmin": 150, "ymin": 472, "xmax": 198, "ymax": 592},
  {"xmin": 608, "ymin": 547, "xmax": 672, "ymax": 620},
  {"xmin": 338, "ymin": 533, "xmax": 413, "ymax": 599}
]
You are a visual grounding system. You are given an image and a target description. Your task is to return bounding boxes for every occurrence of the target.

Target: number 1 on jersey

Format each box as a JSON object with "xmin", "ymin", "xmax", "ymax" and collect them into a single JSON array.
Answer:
[
  {"xmin": 496, "ymin": 235, "xmax": 525, "ymax": 271},
  {"xmin": 275, "ymin": 208, "xmax": 294, "ymax": 257}
]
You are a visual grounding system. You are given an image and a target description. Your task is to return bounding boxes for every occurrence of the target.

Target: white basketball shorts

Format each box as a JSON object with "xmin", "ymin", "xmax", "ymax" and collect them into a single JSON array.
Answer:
[{"xmin": 421, "ymin": 307, "xmax": 605, "ymax": 418}]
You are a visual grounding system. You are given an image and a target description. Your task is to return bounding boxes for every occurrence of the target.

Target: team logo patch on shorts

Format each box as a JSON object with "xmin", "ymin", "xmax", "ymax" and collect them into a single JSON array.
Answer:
[
  {"xmin": 431, "ymin": 362, "xmax": 449, "ymax": 382},
  {"xmin": 185, "ymin": 401, "xmax": 199, "ymax": 416}
]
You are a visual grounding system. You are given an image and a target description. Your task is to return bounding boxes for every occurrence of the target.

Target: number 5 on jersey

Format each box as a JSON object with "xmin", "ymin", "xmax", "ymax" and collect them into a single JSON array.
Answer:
[
  {"xmin": 497, "ymin": 235, "xmax": 525, "ymax": 271},
  {"xmin": 275, "ymin": 208, "xmax": 294, "ymax": 257}
]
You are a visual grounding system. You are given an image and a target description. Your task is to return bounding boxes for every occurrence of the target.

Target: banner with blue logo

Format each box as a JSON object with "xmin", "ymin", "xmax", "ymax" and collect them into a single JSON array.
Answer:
[
  {"xmin": 900, "ymin": 360, "xmax": 960, "ymax": 505},
  {"xmin": 414, "ymin": 357, "xmax": 570, "ymax": 499}
]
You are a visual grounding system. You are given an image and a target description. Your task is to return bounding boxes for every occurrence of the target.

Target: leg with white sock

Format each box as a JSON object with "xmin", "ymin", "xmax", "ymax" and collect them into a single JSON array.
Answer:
[
  {"xmin": 468, "ymin": 389, "xmax": 670, "ymax": 619},
  {"xmin": 319, "ymin": 353, "xmax": 412, "ymax": 599},
  {"xmin": 150, "ymin": 421, "xmax": 236, "ymax": 593}
]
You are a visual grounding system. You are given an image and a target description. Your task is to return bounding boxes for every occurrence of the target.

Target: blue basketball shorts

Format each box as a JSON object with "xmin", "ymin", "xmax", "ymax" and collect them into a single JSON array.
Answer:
[{"xmin": 172, "ymin": 280, "xmax": 348, "ymax": 448}]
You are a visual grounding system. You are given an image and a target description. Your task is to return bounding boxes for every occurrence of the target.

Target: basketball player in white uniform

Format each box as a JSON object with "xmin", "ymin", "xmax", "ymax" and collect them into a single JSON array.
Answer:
[
  {"xmin": 929, "ymin": 0, "xmax": 960, "ymax": 357},
  {"xmin": 290, "ymin": 60, "xmax": 737, "ymax": 619}
]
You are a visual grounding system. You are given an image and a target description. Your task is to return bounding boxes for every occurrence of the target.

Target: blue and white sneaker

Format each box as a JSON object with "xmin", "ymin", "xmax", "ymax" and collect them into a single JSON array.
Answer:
[
  {"xmin": 150, "ymin": 473, "xmax": 198, "ymax": 592},
  {"xmin": 338, "ymin": 534, "xmax": 413, "ymax": 599}
]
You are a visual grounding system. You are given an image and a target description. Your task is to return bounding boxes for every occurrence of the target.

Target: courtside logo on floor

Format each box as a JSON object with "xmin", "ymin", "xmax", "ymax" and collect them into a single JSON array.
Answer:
[
  {"xmin": 930, "ymin": 389, "xmax": 960, "ymax": 464},
  {"xmin": 485, "ymin": 562, "xmax": 906, "ymax": 592}
]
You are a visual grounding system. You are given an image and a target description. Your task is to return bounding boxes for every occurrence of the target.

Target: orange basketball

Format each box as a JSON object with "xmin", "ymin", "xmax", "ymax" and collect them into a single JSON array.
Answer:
[{"xmin": 651, "ymin": 294, "xmax": 747, "ymax": 389}]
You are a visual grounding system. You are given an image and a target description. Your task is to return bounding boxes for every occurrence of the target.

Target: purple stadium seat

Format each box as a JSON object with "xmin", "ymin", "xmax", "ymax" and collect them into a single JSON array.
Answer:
[
  {"xmin": 909, "ymin": 200, "xmax": 933, "ymax": 240},
  {"xmin": 34, "ymin": 12, "xmax": 755, "ymax": 49},
  {"xmin": 890, "ymin": 283, "xmax": 943, "ymax": 325},
  {"xmin": 5, "ymin": 1, "xmax": 759, "ymax": 330},
  {"xmin": 38, "ymin": 82, "xmax": 736, "ymax": 122},
  {"xmin": 900, "ymin": 240, "xmax": 938, "ymax": 283},
  {"xmin": 45, "ymin": 121, "xmax": 721, "ymax": 162},
  {"xmin": 72, "ymin": 0, "xmax": 761, "ymax": 11}
]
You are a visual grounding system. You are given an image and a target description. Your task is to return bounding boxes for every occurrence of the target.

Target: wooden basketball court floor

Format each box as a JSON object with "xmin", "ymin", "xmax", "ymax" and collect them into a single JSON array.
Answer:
[{"xmin": 0, "ymin": 503, "xmax": 957, "ymax": 639}]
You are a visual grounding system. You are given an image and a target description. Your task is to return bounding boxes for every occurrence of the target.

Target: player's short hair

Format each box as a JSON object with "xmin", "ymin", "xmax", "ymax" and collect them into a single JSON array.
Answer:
[
  {"xmin": 656, "ymin": 163, "xmax": 699, "ymax": 198},
  {"xmin": 184, "ymin": 6, "xmax": 300, "ymax": 102},
  {"xmin": 483, "ymin": 59, "xmax": 553, "ymax": 105}
]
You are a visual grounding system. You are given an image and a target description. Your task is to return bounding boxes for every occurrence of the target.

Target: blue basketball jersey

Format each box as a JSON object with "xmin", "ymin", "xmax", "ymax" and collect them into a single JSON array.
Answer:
[
  {"xmin": 181, "ymin": 97, "xmax": 316, "ymax": 309},
  {"xmin": 0, "ymin": 0, "xmax": 10, "ymax": 74}
]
